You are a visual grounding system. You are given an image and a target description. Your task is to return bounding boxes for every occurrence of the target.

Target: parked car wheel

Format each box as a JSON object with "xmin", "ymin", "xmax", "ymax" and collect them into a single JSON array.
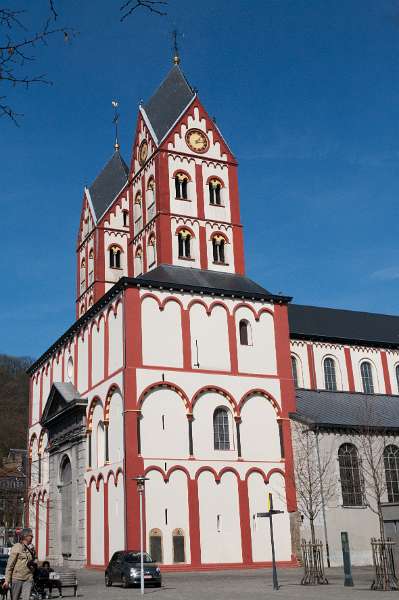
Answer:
[
  {"xmin": 105, "ymin": 573, "xmax": 112, "ymax": 587},
  {"xmin": 122, "ymin": 575, "xmax": 130, "ymax": 588}
]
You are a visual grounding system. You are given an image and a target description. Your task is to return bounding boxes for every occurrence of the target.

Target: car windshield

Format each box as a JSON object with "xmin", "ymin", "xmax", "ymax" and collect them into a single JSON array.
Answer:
[{"xmin": 125, "ymin": 552, "xmax": 153, "ymax": 563}]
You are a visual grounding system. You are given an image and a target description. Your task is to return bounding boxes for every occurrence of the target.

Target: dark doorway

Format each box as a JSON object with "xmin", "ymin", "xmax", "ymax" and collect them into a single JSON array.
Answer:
[
  {"xmin": 172, "ymin": 529, "xmax": 185, "ymax": 563},
  {"xmin": 149, "ymin": 529, "xmax": 163, "ymax": 563}
]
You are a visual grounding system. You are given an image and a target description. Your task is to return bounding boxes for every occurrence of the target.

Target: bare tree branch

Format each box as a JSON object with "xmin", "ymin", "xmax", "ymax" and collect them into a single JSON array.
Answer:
[
  {"xmin": 0, "ymin": 7, "xmax": 75, "ymax": 124},
  {"xmin": 48, "ymin": 0, "xmax": 58, "ymax": 21},
  {"xmin": 120, "ymin": 0, "xmax": 168, "ymax": 20},
  {"xmin": 292, "ymin": 423, "xmax": 336, "ymax": 544}
]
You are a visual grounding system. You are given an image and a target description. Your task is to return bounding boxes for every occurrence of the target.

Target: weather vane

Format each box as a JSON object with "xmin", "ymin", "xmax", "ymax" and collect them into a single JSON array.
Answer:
[
  {"xmin": 172, "ymin": 29, "xmax": 180, "ymax": 65},
  {"xmin": 112, "ymin": 100, "xmax": 120, "ymax": 151}
]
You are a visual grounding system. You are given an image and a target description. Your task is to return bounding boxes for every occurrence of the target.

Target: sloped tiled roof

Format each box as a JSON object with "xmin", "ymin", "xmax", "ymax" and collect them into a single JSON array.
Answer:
[
  {"xmin": 142, "ymin": 65, "xmax": 195, "ymax": 142},
  {"xmin": 289, "ymin": 303, "xmax": 399, "ymax": 347},
  {"xmin": 52, "ymin": 382, "xmax": 83, "ymax": 403},
  {"xmin": 291, "ymin": 389, "xmax": 399, "ymax": 431},
  {"xmin": 138, "ymin": 264, "xmax": 274, "ymax": 298},
  {"xmin": 88, "ymin": 150, "xmax": 129, "ymax": 220}
]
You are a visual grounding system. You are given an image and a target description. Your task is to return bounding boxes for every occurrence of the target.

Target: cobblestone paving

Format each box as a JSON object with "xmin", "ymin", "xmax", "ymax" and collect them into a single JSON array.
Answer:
[{"xmin": 68, "ymin": 566, "xmax": 394, "ymax": 600}]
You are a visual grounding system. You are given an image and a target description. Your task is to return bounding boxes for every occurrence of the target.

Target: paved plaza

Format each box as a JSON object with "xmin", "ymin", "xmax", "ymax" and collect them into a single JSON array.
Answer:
[{"xmin": 71, "ymin": 566, "xmax": 390, "ymax": 600}]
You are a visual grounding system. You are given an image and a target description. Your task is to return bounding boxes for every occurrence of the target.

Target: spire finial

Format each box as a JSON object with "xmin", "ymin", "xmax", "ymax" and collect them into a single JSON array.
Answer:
[
  {"xmin": 112, "ymin": 100, "xmax": 120, "ymax": 151},
  {"xmin": 172, "ymin": 29, "xmax": 180, "ymax": 65}
]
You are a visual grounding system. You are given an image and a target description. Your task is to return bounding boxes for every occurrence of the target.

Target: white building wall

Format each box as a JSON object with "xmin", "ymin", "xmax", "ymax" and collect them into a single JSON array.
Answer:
[
  {"xmin": 192, "ymin": 392, "xmax": 237, "ymax": 461},
  {"xmin": 141, "ymin": 297, "xmax": 183, "ymax": 368},
  {"xmin": 198, "ymin": 471, "xmax": 242, "ymax": 563},
  {"xmin": 168, "ymin": 106, "xmax": 228, "ymax": 162},
  {"xmin": 108, "ymin": 302, "xmax": 124, "ymax": 375},
  {"xmin": 78, "ymin": 330, "xmax": 88, "ymax": 393},
  {"xmin": 108, "ymin": 390, "xmax": 124, "ymax": 464},
  {"xmin": 313, "ymin": 344, "xmax": 348, "ymax": 391},
  {"xmin": 240, "ymin": 395, "xmax": 281, "ymax": 461},
  {"xmin": 290, "ymin": 341, "xmax": 309, "ymax": 388},
  {"xmin": 350, "ymin": 348, "xmax": 383, "ymax": 393},
  {"xmin": 202, "ymin": 162, "xmax": 231, "ymax": 223},
  {"xmin": 236, "ymin": 308, "xmax": 277, "ymax": 375},
  {"xmin": 42, "ymin": 366, "xmax": 51, "ymax": 411},
  {"xmin": 91, "ymin": 319, "xmax": 105, "ymax": 387},
  {"xmin": 141, "ymin": 388, "xmax": 189, "ymax": 458},
  {"xmin": 168, "ymin": 156, "xmax": 197, "ymax": 217},
  {"xmin": 90, "ymin": 479, "xmax": 105, "ymax": 566},
  {"xmin": 146, "ymin": 470, "xmax": 191, "ymax": 564},
  {"xmin": 32, "ymin": 376, "xmax": 40, "ymax": 424},
  {"xmin": 108, "ymin": 474, "xmax": 125, "ymax": 557},
  {"xmin": 52, "ymin": 355, "xmax": 62, "ymax": 384},
  {"xmin": 37, "ymin": 496, "xmax": 47, "ymax": 560},
  {"xmin": 190, "ymin": 304, "xmax": 230, "ymax": 371},
  {"xmin": 170, "ymin": 218, "xmax": 201, "ymax": 269}
]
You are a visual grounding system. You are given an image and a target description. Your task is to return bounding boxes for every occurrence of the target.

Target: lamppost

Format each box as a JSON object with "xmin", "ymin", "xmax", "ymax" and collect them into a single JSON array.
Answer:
[{"xmin": 133, "ymin": 476, "xmax": 149, "ymax": 596}]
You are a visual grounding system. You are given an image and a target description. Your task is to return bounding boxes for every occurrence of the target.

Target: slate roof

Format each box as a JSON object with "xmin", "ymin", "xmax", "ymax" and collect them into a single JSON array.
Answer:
[
  {"xmin": 137, "ymin": 264, "xmax": 278, "ymax": 299},
  {"xmin": 288, "ymin": 303, "xmax": 399, "ymax": 347},
  {"xmin": 291, "ymin": 389, "xmax": 399, "ymax": 431},
  {"xmin": 52, "ymin": 382, "xmax": 83, "ymax": 403},
  {"xmin": 142, "ymin": 65, "xmax": 195, "ymax": 142},
  {"xmin": 88, "ymin": 150, "xmax": 129, "ymax": 220}
]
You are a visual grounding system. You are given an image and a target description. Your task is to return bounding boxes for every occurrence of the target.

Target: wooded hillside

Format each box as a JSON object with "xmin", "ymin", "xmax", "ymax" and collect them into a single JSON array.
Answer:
[{"xmin": 0, "ymin": 355, "xmax": 33, "ymax": 459}]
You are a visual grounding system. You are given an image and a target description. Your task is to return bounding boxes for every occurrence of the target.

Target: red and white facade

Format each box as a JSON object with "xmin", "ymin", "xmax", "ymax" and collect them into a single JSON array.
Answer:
[{"xmin": 27, "ymin": 65, "xmax": 299, "ymax": 569}]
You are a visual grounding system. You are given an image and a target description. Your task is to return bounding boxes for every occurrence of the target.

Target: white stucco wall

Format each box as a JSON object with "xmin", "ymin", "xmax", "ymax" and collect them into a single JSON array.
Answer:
[
  {"xmin": 236, "ymin": 308, "xmax": 277, "ymax": 375},
  {"xmin": 91, "ymin": 318, "xmax": 105, "ymax": 387},
  {"xmin": 198, "ymin": 471, "xmax": 242, "ymax": 564},
  {"xmin": 240, "ymin": 395, "xmax": 281, "ymax": 461},
  {"xmin": 108, "ymin": 474, "xmax": 125, "ymax": 556},
  {"xmin": 108, "ymin": 390, "xmax": 124, "ymax": 464},
  {"xmin": 312, "ymin": 344, "xmax": 348, "ymax": 391},
  {"xmin": 90, "ymin": 479, "xmax": 105, "ymax": 566},
  {"xmin": 190, "ymin": 304, "xmax": 230, "ymax": 371},
  {"xmin": 141, "ymin": 388, "xmax": 189, "ymax": 458},
  {"xmin": 146, "ymin": 470, "xmax": 191, "ymax": 564},
  {"xmin": 78, "ymin": 329, "xmax": 89, "ymax": 393},
  {"xmin": 108, "ymin": 302, "xmax": 124, "ymax": 375},
  {"xmin": 192, "ymin": 392, "xmax": 237, "ymax": 461},
  {"xmin": 141, "ymin": 297, "xmax": 183, "ymax": 368}
]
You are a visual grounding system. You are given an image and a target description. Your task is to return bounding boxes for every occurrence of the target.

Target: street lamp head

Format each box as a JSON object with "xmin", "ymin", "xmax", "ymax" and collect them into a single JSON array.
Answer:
[{"xmin": 132, "ymin": 475, "xmax": 149, "ymax": 493}]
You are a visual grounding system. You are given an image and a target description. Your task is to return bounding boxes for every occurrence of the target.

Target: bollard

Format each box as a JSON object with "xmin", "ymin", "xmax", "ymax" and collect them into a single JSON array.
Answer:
[{"xmin": 341, "ymin": 531, "xmax": 354, "ymax": 587}]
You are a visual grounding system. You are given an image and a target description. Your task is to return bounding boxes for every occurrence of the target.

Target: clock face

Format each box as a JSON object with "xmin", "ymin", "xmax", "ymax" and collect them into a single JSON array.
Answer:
[
  {"xmin": 185, "ymin": 129, "xmax": 209, "ymax": 154},
  {"xmin": 139, "ymin": 140, "xmax": 148, "ymax": 165}
]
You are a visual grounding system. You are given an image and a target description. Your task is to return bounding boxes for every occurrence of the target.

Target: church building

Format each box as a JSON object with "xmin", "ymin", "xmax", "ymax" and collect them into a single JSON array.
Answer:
[{"xmin": 26, "ymin": 59, "xmax": 399, "ymax": 570}]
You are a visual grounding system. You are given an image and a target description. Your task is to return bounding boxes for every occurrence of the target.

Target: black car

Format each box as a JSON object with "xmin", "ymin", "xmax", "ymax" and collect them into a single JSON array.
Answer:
[
  {"xmin": 105, "ymin": 551, "xmax": 162, "ymax": 588},
  {"xmin": 0, "ymin": 554, "xmax": 8, "ymax": 587}
]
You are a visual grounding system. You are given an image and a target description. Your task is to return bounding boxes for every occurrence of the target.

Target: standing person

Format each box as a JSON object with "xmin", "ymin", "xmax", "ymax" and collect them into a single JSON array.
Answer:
[{"xmin": 1, "ymin": 528, "xmax": 36, "ymax": 600}]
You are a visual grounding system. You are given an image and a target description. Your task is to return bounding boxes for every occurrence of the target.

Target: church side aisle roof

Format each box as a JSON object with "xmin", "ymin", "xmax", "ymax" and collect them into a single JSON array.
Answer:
[
  {"xmin": 137, "ymin": 264, "xmax": 276, "ymax": 298},
  {"xmin": 142, "ymin": 65, "xmax": 195, "ymax": 142},
  {"xmin": 291, "ymin": 388, "xmax": 399, "ymax": 432},
  {"xmin": 289, "ymin": 303, "xmax": 399, "ymax": 347},
  {"xmin": 88, "ymin": 150, "xmax": 129, "ymax": 221}
]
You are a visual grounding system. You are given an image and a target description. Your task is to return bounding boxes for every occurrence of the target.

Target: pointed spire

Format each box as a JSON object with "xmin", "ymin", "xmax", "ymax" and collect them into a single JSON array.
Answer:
[
  {"xmin": 172, "ymin": 29, "xmax": 180, "ymax": 65},
  {"xmin": 112, "ymin": 100, "xmax": 120, "ymax": 151}
]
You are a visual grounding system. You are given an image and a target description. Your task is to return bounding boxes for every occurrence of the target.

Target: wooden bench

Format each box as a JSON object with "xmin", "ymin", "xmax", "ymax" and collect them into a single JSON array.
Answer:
[{"xmin": 49, "ymin": 572, "xmax": 78, "ymax": 598}]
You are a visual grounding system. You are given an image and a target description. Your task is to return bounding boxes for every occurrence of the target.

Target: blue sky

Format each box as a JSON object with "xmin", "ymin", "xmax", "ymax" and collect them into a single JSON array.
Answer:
[{"xmin": 2, "ymin": 0, "xmax": 399, "ymax": 358}]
